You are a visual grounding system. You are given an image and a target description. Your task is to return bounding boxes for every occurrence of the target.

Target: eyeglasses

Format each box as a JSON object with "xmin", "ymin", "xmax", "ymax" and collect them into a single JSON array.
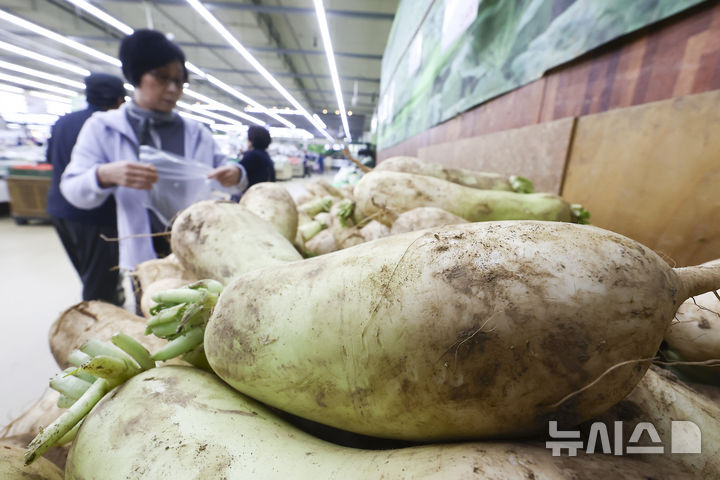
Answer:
[{"xmin": 149, "ymin": 69, "xmax": 185, "ymax": 89}]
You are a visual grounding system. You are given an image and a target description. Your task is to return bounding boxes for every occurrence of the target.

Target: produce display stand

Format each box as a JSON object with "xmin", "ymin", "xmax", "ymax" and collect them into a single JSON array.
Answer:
[{"xmin": 6, "ymin": 164, "xmax": 52, "ymax": 225}]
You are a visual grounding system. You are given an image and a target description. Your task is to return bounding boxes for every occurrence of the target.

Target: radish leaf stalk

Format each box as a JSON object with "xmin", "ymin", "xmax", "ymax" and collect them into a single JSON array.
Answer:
[
  {"xmin": 146, "ymin": 280, "xmax": 224, "ymax": 365},
  {"xmin": 25, "ymin": 333, "xmax": 157, "ymax": 465}
]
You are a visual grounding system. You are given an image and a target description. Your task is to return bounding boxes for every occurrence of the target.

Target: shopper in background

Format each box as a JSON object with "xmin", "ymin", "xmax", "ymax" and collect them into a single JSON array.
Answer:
[
  {"xmin": 46, "ymin": 73, "xmax": 126, "ymax": 306},
  {"xmin": 60, "ymin": 29, "xmax": 246, "ymax": 274},
  {"xmin": 239, "ymin": 125, "xmax": 276, "ymax": 188}
]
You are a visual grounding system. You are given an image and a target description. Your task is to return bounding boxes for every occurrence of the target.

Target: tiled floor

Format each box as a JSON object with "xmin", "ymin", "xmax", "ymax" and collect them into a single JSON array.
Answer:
[{"xmin": 0, "ymin": 172, "xmax": 335, "ymax": 427}]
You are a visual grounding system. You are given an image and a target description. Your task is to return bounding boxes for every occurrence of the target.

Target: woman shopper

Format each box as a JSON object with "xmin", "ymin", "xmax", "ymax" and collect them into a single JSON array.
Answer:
[
  {"xmin": 61, "ymin": 29, "xmax": 246, "ymax": 272},
  {"xmin": 239, "ymin": 125, "xmax": 275, "ymax": 187}
]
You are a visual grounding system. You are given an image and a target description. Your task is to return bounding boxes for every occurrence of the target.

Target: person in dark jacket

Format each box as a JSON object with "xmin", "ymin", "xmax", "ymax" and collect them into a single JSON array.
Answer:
[
  {"xmin": 46, "ymin": 73, "xmax": 126, "ymax": 305},
  {"xmin": 239, "ymin": 125, "xmax": 276, "ymax": 188}
]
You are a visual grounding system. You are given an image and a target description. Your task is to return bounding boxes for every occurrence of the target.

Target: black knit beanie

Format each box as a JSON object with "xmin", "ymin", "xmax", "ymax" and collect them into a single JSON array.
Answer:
[
  {"xmin": 119, "ymin": 29, "xmax": 188, "ymax": 86},
  {"xmin": 84, "ymin": 73, "xmax": 126, "ymax": 107}
]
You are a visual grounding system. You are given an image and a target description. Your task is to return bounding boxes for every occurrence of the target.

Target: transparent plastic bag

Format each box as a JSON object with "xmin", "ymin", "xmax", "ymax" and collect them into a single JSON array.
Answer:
[{"xmin": 138, "ymin": 145, "xmax": 229, "ymax": 226}]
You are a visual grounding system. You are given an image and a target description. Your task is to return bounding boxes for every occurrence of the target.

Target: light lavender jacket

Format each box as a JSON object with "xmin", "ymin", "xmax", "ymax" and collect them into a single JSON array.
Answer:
[{"xmin": 60, "ymin": 103, "xmax": 241, "ymax": 270}]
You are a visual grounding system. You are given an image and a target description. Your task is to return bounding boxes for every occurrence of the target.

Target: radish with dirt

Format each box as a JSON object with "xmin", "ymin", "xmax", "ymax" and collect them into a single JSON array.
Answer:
[
  {"xmin": 143, "ymin": 221, "xmax": 720, "ymax": 441},
  {"xmin": 239, "ymin": 182, "xmax": 298, "ymax": 242},
  {"xmin": 62, "ymin": 366, "xmax": 693, "ymax": 479},
  {"xmin": 375, "ymin": 156, "xmax": 533, "ymax": 192},
  {"xmin": 354, "ymin": 171, "xmax": 578, "ymax": 226},
  {"xmin": 171, "ymin": 200, "xmax": 302, "ymax": 285}
]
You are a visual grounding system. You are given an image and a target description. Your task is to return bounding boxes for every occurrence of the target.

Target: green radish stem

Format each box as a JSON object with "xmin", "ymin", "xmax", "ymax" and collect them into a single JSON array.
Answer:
[
  {"xmin": 298, "ymin": 220, "xmax": 326, "ymax": 241},
  {"xmin": 301, "ymin": 196, "xmax": 333, "ymax": 217},
  {"xmin": 111, "ymin": 333, "xmax": 156, "ymax": 371},
  {"xmin": 56, "ymin": 420, "xmax": 82, "ymax": 446},
  {"xmin": 67, "ymin": 350, "xmax": 92, "ymax": 367},
  {"xmin": 177, "ymin": 302, "xmax": 206, "ymax": 330},
  {"xmin": 191, "ymin": 278, "xmax": 224, "ymax": 295},
  {"xmin": 80, "ymin": 355, "xmax": 139, "ymax": 381},
  {"xmin": 146, "ymin": 281, "xmax": 223, "ymax": 359},
  {"xmin": 50, "ymin": 374, "xmax": 93, "ymax": 399},
  {"xmin": 80, "ymin": 339, "xmax": 131, "ymax": 361},
  {"xmin": 25, "ymin": 378, "xmax": 108, "ymax": 465},
  {"xmin": 152, "ymin": 288, "xmax": 206, "ymax": 305},
  {"xmin": 26, "ymin": 333, "xmax": 158, "ymax": 466},
  {"xmin": 146, "ymin": 303, "xmax": 186, "ymax": 328},
  {"xmin": 336, "ymin": 199, "xmax": 355, "ymax": 227},
  {"xmin": 63, "ymin": 366, "xmax": 96, "ymax": 384},
  {"xmin": 28, "ymin": 284, "xmax": 221, "ymax": 465},
  {"xmin": 148, "ymin": 320, "xmax": 181, "ymax": 338},
  {"xmin": 571, "ymin": 204, "xmax": 591, "ymax": 224},
  {"xmin": 509, "ymin": 175, "xmax": 534, "ymax": 194},
  {"xmin": 56, "ymin": 394, "xmax": 76, "ymax": 409},
  {"xmin": 151, "ymin": 327, "xmax": 205, "ymax": 361}
]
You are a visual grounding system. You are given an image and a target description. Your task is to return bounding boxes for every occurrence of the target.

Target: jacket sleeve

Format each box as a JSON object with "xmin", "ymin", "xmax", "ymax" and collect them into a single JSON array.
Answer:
[
  {"xmin": 60, "ymin": 116, "xmax": 117, "ymax": 209},
  {"xmin": 203, "ymin": 126, "xmax": 248, "ymax": 192}
]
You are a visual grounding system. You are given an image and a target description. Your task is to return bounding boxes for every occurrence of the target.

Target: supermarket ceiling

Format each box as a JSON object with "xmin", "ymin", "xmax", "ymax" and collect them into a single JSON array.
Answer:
[{"xmin": 0, "ymin": 0, "xmax": 400, "ymax": 140}]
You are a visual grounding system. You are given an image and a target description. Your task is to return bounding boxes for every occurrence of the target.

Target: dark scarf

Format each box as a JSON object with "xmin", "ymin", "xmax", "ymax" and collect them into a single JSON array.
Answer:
[{"xmin": 125, "ymin": 100, "xmax": 184, "ymax": 154}]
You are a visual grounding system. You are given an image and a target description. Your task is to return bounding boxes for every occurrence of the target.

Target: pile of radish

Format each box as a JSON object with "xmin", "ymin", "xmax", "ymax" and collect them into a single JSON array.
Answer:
[
  {"xmin": 6, "ymin": 156, "xmax": 719, "ymax": 479},
  {"xmin": 292, "ymin": 157, "xmax": 588, "ymax": 258}
]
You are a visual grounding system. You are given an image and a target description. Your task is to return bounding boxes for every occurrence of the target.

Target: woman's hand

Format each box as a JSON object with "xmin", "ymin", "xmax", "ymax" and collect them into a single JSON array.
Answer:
[
  {"xmin": 97, "ymin": 161, "xmax": 158, "ymax": 189},
  {"xmin": 208, "ymin": 164, "xmax": 241, "ymax": 187}
]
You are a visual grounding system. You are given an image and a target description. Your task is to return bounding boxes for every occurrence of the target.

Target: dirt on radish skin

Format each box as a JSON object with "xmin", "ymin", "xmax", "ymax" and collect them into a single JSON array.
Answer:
[
  {"xmin": 205, "ymin": 221, "xmax": 718, "ymax": 441},
  {"xmin": 355, "ymin": 171, "xmax": 571, "ymax": 226},
  {"xmin": 375, "ymin": 156, "xmax": 513, "ymax": 191},
  {"xmin": 391, "ymin": 207, "xmax": 469, "ymax": 235},
  {"xmin": 239, "ymin": 182, "xmax": 299, "ymax": 242},
  {"xmin": 64, "ymin": 366, "xmax": 694, "ymax": 480},
  {"xmin": 171, "ymin": 201, "xmax": 302, "ymax": 285}
]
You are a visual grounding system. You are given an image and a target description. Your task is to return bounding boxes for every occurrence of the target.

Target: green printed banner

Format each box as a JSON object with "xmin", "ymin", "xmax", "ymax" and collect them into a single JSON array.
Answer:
[{"xmin": 377, "ymin": 0, "xmax": 707, "ymax": 150}]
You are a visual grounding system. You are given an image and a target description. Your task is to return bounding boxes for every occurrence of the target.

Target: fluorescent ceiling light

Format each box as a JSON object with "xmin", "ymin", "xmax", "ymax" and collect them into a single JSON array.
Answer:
[
  {"xmin": 186, "ymin": 0, "xmax": 333, "ymax": 141},
  {"xmin": 203, "ymin": 73, "xmax": 296, "ymax": 128},
  {"xmin": 245, "ymin": 106, "xmax": 304, "ymax": 116},
  {"xmin": 0, "ymin": 82, "xmax": 25, "ymax": 94},
  {"xmin": 0, "ymin": 40, "xmax": 90, "ymax": 76},
  {"xmin": 4, "ymin": 2, "xmax": 305, "ymax": 135},
  {"xmin": 0, "ymin": 60, "xmax": 85, "ymax": 89},
  {"xmin": 185, "ymin": 62, "xmax": 207, "ymax": 80},
  {"xmin": 0, "ymin": 71, "xmax": 78, "ymax": 96},
  {"xmin": 183, "ymin": 88, "xmax": 266, "ymax": 126},
  {"xmin": 0, "ymin": 9, "xmax": 121, "ymax": 66},
  {"xmin": 63, "ymin": 0, "xmax": 134, "ymax": 35},
  {"xmin": 312, "ymin": 113, "xmax": 328, "ymax": 129},
  {"xmin": 313, "ymin": 0, "xmax": 350, "ymax": 140},
  {"xmin": 55, "ymin": 1, "xmax": 301, "ymax": 132},
  {"xmin": 176, "ymin": 100, "xmax": 243, "ymax": 126}
]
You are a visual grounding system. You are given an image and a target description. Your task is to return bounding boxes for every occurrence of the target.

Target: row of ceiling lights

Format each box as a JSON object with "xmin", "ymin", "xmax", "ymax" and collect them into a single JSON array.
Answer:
[{"xmin": 0, "ymin": 0, "xmax": 352, "ymax": 141}]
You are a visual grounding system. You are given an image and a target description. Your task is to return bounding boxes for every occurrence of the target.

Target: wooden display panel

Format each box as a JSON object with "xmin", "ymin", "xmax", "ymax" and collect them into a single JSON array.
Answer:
[
  {"xmin": 562, "ymin": 89, "xmax": 720, "ymax": 267},
  {"xmin": 416, "ymin": 117, "xmax": 575, "ymax": 194}
]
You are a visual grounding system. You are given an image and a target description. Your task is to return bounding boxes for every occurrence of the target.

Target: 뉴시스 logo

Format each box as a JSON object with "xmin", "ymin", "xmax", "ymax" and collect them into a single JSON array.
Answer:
[{"xmin": 546, "ymin": 420, "xmax": 702, "ymax": 456}]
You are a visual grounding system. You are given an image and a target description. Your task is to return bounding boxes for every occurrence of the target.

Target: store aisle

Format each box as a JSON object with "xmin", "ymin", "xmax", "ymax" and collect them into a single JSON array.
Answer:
[{"xmin": 0, "ymin": 216, "xmax": 81, "ymax": 426}]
